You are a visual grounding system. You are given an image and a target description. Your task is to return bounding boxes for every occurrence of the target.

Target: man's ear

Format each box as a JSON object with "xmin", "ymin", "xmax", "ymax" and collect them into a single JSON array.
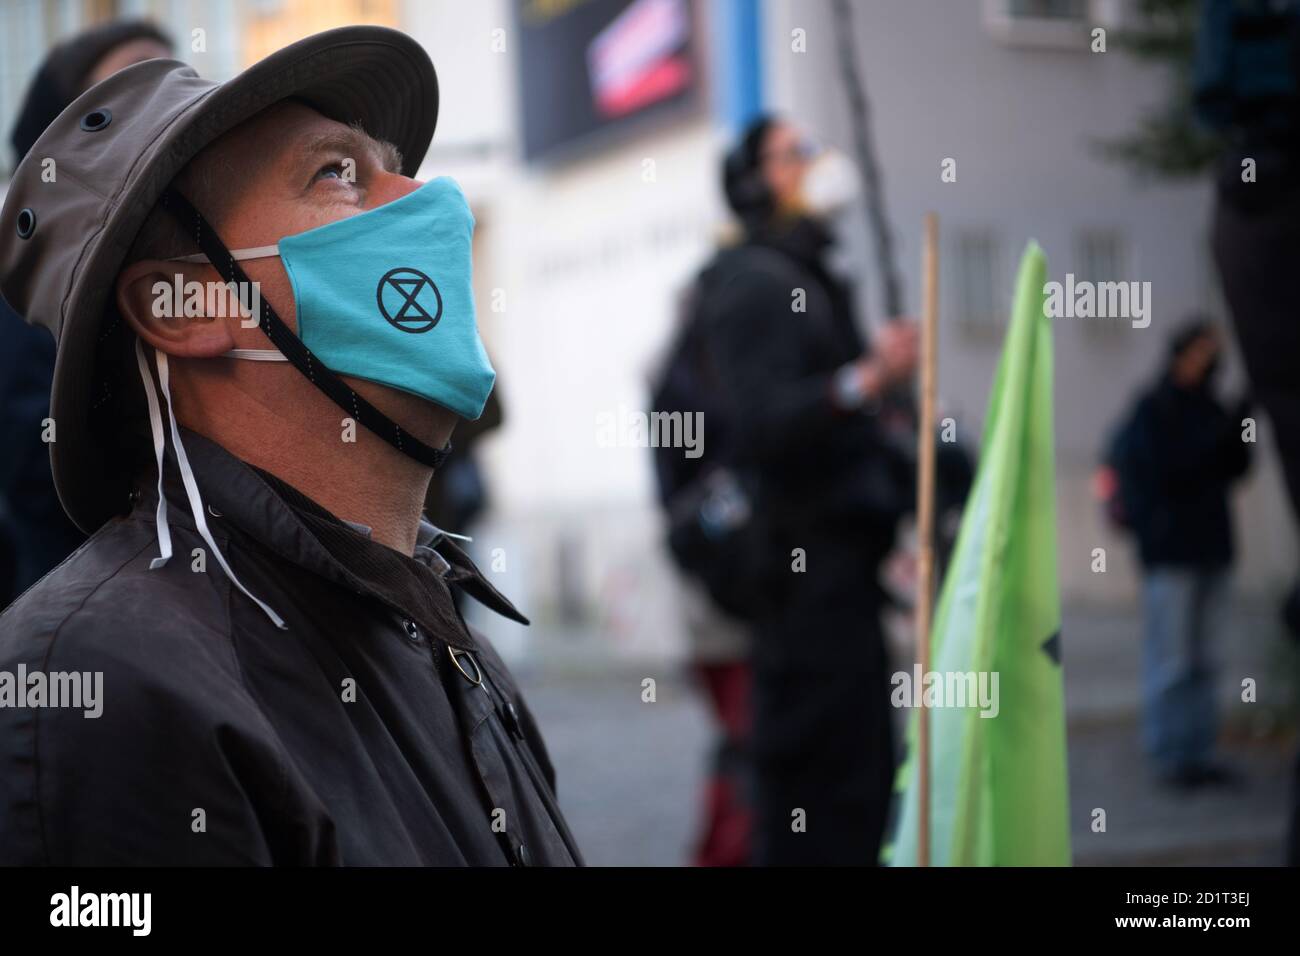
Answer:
[{"xmin": 115, "ymin": 259, "xmax": 238, "ymax": 357}]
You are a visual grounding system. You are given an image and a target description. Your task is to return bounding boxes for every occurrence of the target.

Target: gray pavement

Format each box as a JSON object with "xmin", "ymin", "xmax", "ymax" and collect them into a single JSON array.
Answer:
[
  {"xmin": 516, "ymin": 599, "xmax": 1298, "ymax": 866},
  {"xmin": 1064, "ymin": 601, "xmax": 1294, "ymax": 866}
]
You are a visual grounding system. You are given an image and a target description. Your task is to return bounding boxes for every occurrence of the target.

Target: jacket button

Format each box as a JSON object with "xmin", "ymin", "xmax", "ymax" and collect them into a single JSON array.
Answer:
[
  {"xmin": 403, "ymin": 619, "xmax": 421, "ymax": 643},
  {"xmin": 514, "ymin": 842, "xmax": 531, "ymax": 867}
]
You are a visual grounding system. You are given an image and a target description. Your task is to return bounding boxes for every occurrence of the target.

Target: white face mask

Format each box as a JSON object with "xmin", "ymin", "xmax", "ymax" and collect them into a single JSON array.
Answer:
[{"xmin": 801, "ymin": 149, "xmax": 861, "ymax": 218}]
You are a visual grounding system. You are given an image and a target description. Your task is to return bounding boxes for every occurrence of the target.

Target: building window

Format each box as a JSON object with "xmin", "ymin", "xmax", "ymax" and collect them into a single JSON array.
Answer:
[
  {"xmin": 1008, "ymin": 0, "xmax": 1087, "ymax": 18},
  {"xmin": 983, "ymin": 0, "xmax": 1122, "ymax": 48},
  {"xmin": 1076, "ymin": 228, "xmax": 1129, "ymax": 340},
  {"xmin": 954, "ymin": 230, "xmax": 1004, "ymax": 340}
]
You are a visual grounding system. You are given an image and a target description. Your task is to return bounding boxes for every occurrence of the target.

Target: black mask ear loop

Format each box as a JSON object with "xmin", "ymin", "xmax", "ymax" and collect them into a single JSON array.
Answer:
[{"xmin": 160, "ymin": 188, "xmax": 451, "ymax": 470}]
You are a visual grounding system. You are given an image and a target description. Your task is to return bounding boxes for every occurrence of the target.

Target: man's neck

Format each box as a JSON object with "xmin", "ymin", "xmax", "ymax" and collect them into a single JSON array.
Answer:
[
  {"xmin": 191, "ymin": 422, "xmax": 434, "ymax": 556},
  {"xmin": 169, "ymin": 364, "xmax": 459, "ymax": 555}
]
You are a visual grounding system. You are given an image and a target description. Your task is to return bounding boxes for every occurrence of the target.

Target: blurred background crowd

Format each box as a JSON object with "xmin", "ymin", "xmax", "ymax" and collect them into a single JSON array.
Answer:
[{"xmin": 1, "ymin": 0, "xmax": 1298, "ymax": 865}]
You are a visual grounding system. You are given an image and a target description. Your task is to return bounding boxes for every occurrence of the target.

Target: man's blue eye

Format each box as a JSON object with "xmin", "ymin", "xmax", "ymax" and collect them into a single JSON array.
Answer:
[{"xmin": 315, "ymin": 163, "xmax": 346, "ymax": 182}]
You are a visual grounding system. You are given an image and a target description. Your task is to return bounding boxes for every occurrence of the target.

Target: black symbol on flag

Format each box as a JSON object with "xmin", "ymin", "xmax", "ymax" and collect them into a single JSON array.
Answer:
[{"xmin": 1042, "ymin": 630, "xmax": 1061, "ymax": 666}]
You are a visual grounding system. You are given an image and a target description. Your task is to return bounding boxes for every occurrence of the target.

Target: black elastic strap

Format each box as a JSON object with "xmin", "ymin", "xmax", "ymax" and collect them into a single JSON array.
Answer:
[{"xmin": 160, "ymin": 188, "xmax": 449, "ymax": 470}]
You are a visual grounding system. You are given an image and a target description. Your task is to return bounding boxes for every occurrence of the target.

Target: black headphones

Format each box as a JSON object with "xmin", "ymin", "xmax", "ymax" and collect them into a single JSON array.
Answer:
[{"xmin": 722, "ymin": 115, "xmax": 777, "ymax": 222}]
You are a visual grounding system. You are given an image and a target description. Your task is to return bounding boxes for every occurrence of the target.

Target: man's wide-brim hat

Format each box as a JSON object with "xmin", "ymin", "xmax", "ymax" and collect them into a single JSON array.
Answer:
[{"xmin": 0, "ymin": 26, "xmax": 439, "ymax": 533}]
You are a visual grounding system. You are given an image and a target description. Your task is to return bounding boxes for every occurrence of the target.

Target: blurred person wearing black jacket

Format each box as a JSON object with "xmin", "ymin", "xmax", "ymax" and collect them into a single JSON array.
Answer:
[
  {"xmin": 1199, "ymin": 0, "xmax": 1300, "ymax": 634},
  {"xmin": 1107, "ymin": 320, "xmax": 1251, "ymax": 789},
  {"xmin": 695, "ymin": 116, "xmax": 919, "ymax": 865},
  {"xmin": 0, "ymin": 20, "xmax": 172, "ymax": 606},
  {"xmin": 1195, "ymin": 0, "xmax": 1300, "ymax": 862}
]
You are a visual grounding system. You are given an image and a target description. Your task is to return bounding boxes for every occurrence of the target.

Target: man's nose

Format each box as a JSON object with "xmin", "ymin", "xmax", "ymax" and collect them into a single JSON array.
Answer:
[{"xmin": 366, "ymin": 171, "xmax": 423, "ymax": 210}]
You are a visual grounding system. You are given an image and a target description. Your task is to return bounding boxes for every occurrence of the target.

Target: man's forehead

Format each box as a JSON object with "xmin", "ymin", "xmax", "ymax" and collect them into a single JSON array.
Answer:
[
  {"xmin": 293, "ymin": 123, "xmax": 402, "ymax": 173},
  {"xmin": 201, "ymin": 101, "xmax": 400, "ymax": 179}
]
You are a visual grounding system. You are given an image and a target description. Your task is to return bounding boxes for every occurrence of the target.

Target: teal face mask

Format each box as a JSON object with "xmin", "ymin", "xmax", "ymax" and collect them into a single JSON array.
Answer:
[{"xmin": 170, "ymin": 177, "xmax": 496, "ymax": 422}]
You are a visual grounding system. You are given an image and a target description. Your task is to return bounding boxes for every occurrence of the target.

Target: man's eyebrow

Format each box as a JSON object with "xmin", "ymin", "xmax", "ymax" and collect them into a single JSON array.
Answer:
[{"xmin": 294, "ymin": 125, "xmax": 404, "ymax": 176}]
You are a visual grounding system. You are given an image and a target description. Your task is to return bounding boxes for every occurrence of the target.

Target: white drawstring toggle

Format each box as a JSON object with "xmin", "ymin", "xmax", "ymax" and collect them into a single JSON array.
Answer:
[
  {"xmin": 134, "ymin": 339, "xmax": 288, "ymax": 630},
  {"xmin": 134, "ymin": 339, "xmax": 173, "ymax": 570}
]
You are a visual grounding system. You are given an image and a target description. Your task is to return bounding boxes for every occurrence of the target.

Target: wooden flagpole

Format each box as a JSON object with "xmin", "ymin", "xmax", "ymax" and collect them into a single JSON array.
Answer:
[{"xmin": 915, "ymin": 212, "xmax": 940, "ymax": 867}]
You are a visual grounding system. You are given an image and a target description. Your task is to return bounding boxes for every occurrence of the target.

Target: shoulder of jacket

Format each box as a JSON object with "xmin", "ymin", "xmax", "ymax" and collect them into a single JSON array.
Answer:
[
  {"xmin": 0, "ymin": 521, "xmax": 276, "ymax": 864},
  {"xmin": 0, "ymin": 517, "xmax": 143, "ymax": 634},
  {"xmin": 711, "ymin": 243, "xmax": 802, "ymax": 282},
  {"xmin": 1131, "ymin": 384, "xmax": 1164, "ymax": 420},
  {"xmin": 700, "ymin": 247, "xmax": 808, "ymax": 321},
  {"xmin": 0, "ymin": 516, "xmax": 236, "ymax": 692}
]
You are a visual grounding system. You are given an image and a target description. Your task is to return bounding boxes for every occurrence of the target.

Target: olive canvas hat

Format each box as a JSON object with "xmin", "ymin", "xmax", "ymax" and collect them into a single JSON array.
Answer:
[{"xmin": 0, "ymin": 25, "xmax": 438, "ymax": 533}]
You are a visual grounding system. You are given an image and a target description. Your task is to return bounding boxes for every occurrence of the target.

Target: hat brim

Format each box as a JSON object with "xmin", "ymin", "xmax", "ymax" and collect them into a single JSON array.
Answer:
[{"xmin": 50, "ymin": 26, "xmax": 438, "ymax": 533}]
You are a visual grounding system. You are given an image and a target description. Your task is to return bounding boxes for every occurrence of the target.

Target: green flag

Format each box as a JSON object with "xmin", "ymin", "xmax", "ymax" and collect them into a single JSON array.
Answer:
[{"xmin": 887, "ymin": 241, "xmax": 1070, "ymax": 866}]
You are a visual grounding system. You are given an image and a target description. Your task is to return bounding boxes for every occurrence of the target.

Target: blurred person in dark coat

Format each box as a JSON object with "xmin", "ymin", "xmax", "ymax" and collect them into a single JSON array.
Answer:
[
  {"xmin": 650, "ymin": 282, "xmax": 756, "ymax": 867},
  {"xmin": 1, "ymin": 19, "xmax": 172, "ymax": 607},
  {"xmin": 695, "ymin": 115, "xmax": 918, "ymax": 865},
  {"xmin": 1106, "ymin": 320, "xmax": 1251, "ymax": 789},
  {"xmin": 1195, "ymin": 0, "xmax": 1300, "ymax": 861}
]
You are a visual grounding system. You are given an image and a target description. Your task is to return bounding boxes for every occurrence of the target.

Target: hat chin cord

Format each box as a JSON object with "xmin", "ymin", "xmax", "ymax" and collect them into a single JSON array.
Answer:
[{"xmin": 133, "ymin": 338, "xmax": 288, "ymax": 630}]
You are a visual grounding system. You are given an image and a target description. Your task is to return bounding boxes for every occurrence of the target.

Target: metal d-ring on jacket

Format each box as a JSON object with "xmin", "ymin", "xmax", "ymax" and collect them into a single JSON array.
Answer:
[{"xmin": 0, "ymin": 429, "xmax": 583, "ymax": 866}]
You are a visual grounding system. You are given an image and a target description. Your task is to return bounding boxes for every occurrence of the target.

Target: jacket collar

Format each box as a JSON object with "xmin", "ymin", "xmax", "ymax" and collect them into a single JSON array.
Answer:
[
  {"xmin": 131, "ymin": 429, "xmax": 528, "ymax": 647},
  {"xmin": 747, "ymin": 214, "xmax": 834, "ymax": 268}
]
